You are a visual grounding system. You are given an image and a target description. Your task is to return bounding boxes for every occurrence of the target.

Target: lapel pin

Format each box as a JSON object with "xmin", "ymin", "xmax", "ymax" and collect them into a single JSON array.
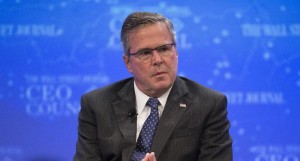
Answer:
[{"xmin": 179, "ymin": 103, "xmax": 187, "ymax": 108}]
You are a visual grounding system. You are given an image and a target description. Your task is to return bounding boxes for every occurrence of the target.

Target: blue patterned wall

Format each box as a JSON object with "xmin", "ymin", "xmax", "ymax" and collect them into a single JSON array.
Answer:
[{"xmin": 1, "ymin": 0, "xmax": 300, "ymax": 161}]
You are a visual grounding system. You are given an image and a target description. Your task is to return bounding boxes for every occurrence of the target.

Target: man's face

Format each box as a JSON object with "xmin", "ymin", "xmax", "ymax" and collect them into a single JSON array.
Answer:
[{"xmin": 123, "ymin": 22, "xmax": 178, "ymax": 97}]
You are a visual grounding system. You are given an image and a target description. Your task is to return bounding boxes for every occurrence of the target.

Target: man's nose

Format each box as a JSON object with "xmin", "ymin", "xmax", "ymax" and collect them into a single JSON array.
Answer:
[{"xmin": 151, "ymin": 50, "xmax": 163, "ymax": 65}]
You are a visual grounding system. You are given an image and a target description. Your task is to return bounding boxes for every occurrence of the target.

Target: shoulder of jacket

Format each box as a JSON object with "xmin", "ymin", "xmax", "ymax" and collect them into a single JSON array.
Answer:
[{"xmin": 83, "ymin": 77, "xmax": 133, "ymax": 97}]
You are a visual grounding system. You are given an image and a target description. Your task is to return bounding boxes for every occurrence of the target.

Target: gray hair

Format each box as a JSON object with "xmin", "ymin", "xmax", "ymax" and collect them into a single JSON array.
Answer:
[{"xmin": 121, "ymin": 12, "xmax": 176, "ymax": 55}]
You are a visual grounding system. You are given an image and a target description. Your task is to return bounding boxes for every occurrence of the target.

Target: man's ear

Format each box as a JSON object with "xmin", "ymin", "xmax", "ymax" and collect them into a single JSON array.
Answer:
[{"xmin": 123, "ymin": 54, "xmax": 133, "ymax": 74}]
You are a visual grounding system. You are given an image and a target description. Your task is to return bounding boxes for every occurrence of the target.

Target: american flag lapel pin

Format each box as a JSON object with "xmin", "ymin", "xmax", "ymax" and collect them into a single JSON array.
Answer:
[{"xmin": 179, "ymin": 103, "xmax": 187, "ymax": 108}]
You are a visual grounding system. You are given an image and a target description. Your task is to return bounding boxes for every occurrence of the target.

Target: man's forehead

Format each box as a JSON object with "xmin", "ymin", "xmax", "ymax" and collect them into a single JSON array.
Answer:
[{"xmin": 128, "ymin": 23, "xmax": 171, "ymax": 46}]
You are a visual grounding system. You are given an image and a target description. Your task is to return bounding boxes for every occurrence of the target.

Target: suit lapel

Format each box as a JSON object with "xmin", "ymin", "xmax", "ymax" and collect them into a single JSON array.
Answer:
[
  {"xmin": 151, "ymin": 77, "xmax": 192, "ymax": 158},
  {"xmin": 112, "ymin": 79, "xmax": 137, "ymax": 161}
]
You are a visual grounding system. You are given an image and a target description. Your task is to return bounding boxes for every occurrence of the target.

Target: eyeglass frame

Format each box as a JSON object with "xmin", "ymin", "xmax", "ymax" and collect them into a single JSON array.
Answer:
[{"xmin": 126, "ymin": 43, "xmax": 176, "ymax": 63}]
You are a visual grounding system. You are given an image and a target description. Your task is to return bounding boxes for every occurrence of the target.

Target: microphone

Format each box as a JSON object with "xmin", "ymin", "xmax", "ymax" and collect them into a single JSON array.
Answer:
[{"xmin": 128, "ymin": 110, "xmax": 137, "ymax": 121}]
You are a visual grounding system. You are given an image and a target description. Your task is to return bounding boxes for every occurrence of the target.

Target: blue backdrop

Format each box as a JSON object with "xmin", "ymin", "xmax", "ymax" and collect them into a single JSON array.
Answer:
[{"xmin": 1, "ymin": 1, "xmax": 300, "ymax": 161}]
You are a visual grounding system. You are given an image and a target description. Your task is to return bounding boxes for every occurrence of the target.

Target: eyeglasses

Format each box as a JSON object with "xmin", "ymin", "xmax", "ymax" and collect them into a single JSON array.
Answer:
[{"xmin": 127, "ymin": 43, "xmax": 176, "ymax": 63}]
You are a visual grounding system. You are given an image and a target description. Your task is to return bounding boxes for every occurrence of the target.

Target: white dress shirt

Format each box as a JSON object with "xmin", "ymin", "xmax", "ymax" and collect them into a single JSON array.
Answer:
[{"xmin": 134, "ymin": 81, "xmax": 172, "ymax": 140}]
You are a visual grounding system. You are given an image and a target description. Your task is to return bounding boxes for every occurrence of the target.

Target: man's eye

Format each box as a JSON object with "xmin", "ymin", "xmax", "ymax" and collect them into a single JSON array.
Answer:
[
  {"xmin": 138, "ymin": 50, "xmax": 152, "ymax": 55},
  {"xmin": 157, "ymin": 46, "xmax": 169, "ymax": 52}
]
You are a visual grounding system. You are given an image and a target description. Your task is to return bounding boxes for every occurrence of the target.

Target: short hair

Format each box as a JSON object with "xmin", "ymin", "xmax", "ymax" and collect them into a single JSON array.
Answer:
[{"xmin": 121, "ymin": 12, "xmax": 176, "ymax": 55}]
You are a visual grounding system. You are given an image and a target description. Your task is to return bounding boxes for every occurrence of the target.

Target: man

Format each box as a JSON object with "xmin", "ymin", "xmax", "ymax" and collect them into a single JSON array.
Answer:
[{"xmin": 74, "ymin": 12, "xmax": 232, "ymax": 161}]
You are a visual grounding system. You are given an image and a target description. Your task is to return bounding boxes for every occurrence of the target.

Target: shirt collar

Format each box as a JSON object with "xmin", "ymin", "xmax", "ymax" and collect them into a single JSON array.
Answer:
[{"xmin": 134, "ymin": 81, "xmax": 172, "ymax": 115}]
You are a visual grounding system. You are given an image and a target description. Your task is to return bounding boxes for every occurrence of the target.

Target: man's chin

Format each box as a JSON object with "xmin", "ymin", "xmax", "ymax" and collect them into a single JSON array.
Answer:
[{"xmin": 153, "ymin": 82, "xmax": 172, "ymax": 91}]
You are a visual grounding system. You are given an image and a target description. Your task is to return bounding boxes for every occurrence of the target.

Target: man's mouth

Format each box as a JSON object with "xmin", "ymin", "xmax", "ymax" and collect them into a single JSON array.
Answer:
[{"xmin": 153, "ymin": 72, "xmax": 166, "ymax": 76}]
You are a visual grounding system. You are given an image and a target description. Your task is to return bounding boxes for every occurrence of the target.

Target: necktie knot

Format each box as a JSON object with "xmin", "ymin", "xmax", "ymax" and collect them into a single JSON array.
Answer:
[{"xmin": 147, "ymin": 98, "xmax": 159, "ymax": 111}]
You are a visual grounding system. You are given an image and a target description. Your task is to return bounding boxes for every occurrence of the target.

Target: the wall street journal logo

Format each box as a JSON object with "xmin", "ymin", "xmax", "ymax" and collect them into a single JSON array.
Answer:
[
  {"xmin": 241, "ymin": 23, "xmax": 300, "ymax": 37},
  {"xmin": 0, "ymin": 24, "xmax": 63, "ymax": 37},
  {"xmin": 225, "ymin": 91, "xmax": 285, "ymax": 105}
]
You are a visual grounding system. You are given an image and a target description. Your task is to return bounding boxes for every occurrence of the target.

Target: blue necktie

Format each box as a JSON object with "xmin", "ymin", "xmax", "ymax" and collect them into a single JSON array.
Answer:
[{"xmin": 131, "ymin": 98, "xmax": 160, "ymax": 161}]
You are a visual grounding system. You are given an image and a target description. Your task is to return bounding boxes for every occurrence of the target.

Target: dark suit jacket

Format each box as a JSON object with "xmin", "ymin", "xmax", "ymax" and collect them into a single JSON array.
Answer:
[{"xmin": 74, "ymin": 76, "xmax": 232, "ymax": 161}]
